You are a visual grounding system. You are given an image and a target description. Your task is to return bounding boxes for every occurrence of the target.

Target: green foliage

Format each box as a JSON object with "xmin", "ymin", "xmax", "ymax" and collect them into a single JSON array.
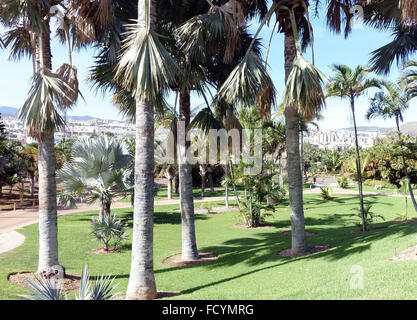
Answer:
[
  {"xmin": 56, "ymin": 136, "xmax": 133, "ymax": 209},
  {"xmin": 337, "ymin": 176, "xmax": 349, "ymax": 189},
  {"xmin": 363, "ymin": 179, "xmax": 397, "ymax": 190},
  {"xmin": 199, "ymin": 202, "xmax": 216, "ymax": 214},
  {"xmin": 350, "ymin": 203, "xmax": 385, "ymax": 230},
  {"xmin": 320, "ymin": 187, "xmax": 333, "ymax": 200},
  {"xmin": 91, "ymin": 215, "xmax": 128, "ymax": 251}
]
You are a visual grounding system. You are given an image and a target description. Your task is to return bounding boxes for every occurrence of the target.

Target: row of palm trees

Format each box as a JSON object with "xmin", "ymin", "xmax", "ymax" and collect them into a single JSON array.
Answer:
[{"xmin": 1, "ymin": 0, "xmax": 416, "ymax": 299}]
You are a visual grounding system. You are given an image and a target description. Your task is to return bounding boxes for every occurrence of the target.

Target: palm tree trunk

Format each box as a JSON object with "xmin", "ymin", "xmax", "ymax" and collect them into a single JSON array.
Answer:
[
  {"xmin": 178, "ymin": 90, "xmax": 199, "ymax": 261},
  {"xmin": 395, "ymin": 116, "xmax": 417, "ymax": 212},
  {"xmin": 284, "ymin": 26, "xmax": 307, "ymax": 255},
  {"xmin": 30, "ymin": 173, "xmax": 35, "ymax": 198},
  {"xmin": 208, "ymin": 169, "xmax": 214, "ymax": 192},
  {"xmin": 126, "ymin": 0, "xmax": 157, "ymax": 300},
  {"xmin": 225, "ymin": 164, "xmax": 229, "ymax": 208},
  {"xmin": 201, "ymin": 172, "xmax": 206, "ymax": 197},
  {"xmin": 167, "ymin": 178, "xmax": 173, "ymax": 200},
  {"xmin": 350, "ymin": 98, "xmax": 366, "ymax": 232},
  {"xmin": 300, "ymin": 131, "xmax": 304, "ymax": 182},
  {"xmin": 279, "ymin": 153, "xmax": 284, "ymax": 189},
  {"xmin": 37, "ymin": 20, "xmax": 60, "ymax": 273}
]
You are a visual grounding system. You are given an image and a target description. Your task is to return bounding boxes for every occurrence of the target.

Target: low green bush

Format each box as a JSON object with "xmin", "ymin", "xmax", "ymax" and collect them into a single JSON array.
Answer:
[
  {"xmin": 337, "ymin": 176, "xmax": 349, "ymax": 189},
  {"xmin": 363, "ymin": 179, "xmax": 396, "ymax": 189}
]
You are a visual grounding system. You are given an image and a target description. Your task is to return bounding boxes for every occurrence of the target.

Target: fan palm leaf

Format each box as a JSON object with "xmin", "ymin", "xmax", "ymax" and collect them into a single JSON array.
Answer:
[
  {"xmin": 283, "ymin": 54, "xmax": 326, "ymax": 121},
  {"xmin": 115, "ymin": 23, "xmax": 178, "ymax": 102},
  {"xmin": 18, "ymin": 71, "xmax": 75, "ymax": 138},
  {"xmin": 218, "ymin": 51, "xmax": 275, "ymax": 107}
]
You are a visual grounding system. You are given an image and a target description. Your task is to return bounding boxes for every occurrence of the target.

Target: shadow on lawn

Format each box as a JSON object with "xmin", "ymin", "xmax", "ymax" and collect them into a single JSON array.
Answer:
[{"xmin": 143, "ymin": 213, "xmax": 417, "ymax": 295}]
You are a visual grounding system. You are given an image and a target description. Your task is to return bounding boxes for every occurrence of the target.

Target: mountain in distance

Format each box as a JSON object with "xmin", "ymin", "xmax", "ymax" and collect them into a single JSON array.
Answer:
[
  {"xmin": 0, "ymin": 106, "xmax": 19, "ymax": 116},
  {"xmin": 0, "ymin": 106, "xmax": 120, "ymax": 122},
  {"xmin": 342, "ymin": 126, "xmax": 392, "ymax": 133}
]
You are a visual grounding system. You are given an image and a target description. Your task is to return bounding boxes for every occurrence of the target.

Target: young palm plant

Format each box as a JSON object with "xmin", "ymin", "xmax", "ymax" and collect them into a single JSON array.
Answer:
[
  {"xmin": 19, "ymin": 265, "xmax": 119, "ymax": 300},
  {"xmin": 366, "ymin": 79, "xmax": 417, "ymax": 212},
  {"xmin": 326, "ymin": 64, "xmax": 381, "ymax": 232},
  {"xmin": 56, "ymin": 136, "xmax": 133, "ymax": 218}
]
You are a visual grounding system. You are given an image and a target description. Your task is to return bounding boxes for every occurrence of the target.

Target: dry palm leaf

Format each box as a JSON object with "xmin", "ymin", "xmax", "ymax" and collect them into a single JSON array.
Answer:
[
  {"xmin": 400, "ymin": 0, "xmax": 417, "ymax": 22},
  {"xmin": 56, "ymin": 63, "xmax": 79, "ymax": 106}
]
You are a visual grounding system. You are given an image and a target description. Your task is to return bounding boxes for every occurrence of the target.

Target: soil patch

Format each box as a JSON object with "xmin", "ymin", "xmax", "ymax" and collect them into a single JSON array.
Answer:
[
  {"xmin": 233, "ymin": 223, "xmax": 274, "ymax": 230},
  {"xmin": 162, "ymin": 252, "xmax": 218, "ymax": 267},
  {"xmin": 89, "ymin": 248, "xmax": 119, "ymax": 254},
  {"xmin": 388, "ymin": 246, "xmax": 417, "ymax": 262},
  {"xmin": 8, "ymin": 271, "xmax": 81, "ymax": 291},
  {"xmin": 279, "ymin": 245, "xmax": 331, "ymax": 257},
  {"xmin": 282, "ymin": 230, "xmax": 316, "ymax": 237}
]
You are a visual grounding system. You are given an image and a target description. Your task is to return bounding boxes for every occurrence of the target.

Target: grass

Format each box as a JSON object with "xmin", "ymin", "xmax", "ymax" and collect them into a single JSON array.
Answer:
[{"xmin": 1, "ymin": 193, "xmax": 417, "ymax": 299}]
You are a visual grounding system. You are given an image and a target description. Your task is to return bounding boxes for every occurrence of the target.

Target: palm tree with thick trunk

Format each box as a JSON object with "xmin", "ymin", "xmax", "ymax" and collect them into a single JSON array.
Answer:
[
  {"xmin": 115, "ymin": 0, "xmax": 178, "ymax": 299},
  {"xmin": 366, "ymin": 79, "xmax": 417, "ymax": 212},
  {"xmin": 326, "ymin": 64, "xmax": 381, "ymax": 231}
]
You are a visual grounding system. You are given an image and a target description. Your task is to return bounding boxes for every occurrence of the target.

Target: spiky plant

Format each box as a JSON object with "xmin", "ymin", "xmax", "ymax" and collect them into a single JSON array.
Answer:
[
  {"xmin": 91, "ymin": 214, "xmax": 129, "ymax": 251},
  {"xmin": 19, "ymin": 265, "xmax": 119, "ymax": 300}
]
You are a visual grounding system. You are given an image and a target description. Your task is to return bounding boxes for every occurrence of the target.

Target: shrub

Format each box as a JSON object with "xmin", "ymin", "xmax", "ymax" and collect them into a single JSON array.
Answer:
[
  {"xmin": 363, "ymin": 179, "xmax": 396, "ymax": 189},
  {"xmin": 320, "ymin": 187, "xmax": 333, "ymax": 200},
  {"xmin": 351, "ymin": 203, "xmax": 385, "ymax": 230},
  {"xmin": 337, "ymin": 176, "xmax": 349, "ymax": 189},
  {"xmin": 199, "ymin": 202, "xmax": 217, "ymax": 214},
  {"xmin": 91, "ymin": 215, "xmax": 128, "ymax": 251}
]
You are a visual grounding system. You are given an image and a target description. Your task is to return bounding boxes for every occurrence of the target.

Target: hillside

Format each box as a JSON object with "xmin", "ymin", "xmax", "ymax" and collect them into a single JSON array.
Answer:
[{"xmin": 0, "ymin": 106, "xmax": 103, "ymax": 122}]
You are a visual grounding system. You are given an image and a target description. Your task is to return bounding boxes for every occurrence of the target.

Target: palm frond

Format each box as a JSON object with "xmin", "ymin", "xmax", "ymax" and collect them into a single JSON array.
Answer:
[
  {"xmin": 218, "ymin": 52, "xmax": 275, "ymax": 107},
  {"xmin": 369, "ymin": 24, "xmax": 417, "ymax": 75},
  {"xmin": 56, "ymin": 63, "xmax": 81, "ymax": 107},
  {"xmin": 115, "ymin": 23, "xmax": 178, "ymax": 102},
  {"xmin": 19, "ymin": 71, "xmax": 75, "ymax": 138},
  {"xmin": 283, "ymin": 55, "xmax": 326, "ymax": 122}
]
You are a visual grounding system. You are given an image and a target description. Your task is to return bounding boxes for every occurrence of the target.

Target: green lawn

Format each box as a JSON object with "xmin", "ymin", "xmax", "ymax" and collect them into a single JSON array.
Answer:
[{"xmin": 2, "ymin": 193, "xmax": 417, "ymax": 299}]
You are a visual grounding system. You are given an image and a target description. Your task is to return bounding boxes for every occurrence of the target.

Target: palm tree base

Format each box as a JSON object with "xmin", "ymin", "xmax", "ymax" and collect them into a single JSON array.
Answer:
[{"xmin": 163, "ymin": 252, "xmax": 218, "ymax": 267}]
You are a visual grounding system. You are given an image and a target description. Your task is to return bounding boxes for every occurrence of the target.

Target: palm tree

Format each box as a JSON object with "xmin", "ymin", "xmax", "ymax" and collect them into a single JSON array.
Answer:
[
  {"xmin": 57, "ymin": 136, "xmax": 132, "ymax": 217},
  {"xmin": 114, "ymin": 0, "xmax": 178, "ymax": 300},
  {"xmin": 1, "ymin": 1, "xmax": 82, "ymax": 273},
  {"xmin": 366, "ymin": 79, "xmax": 417, "ymax": 212},
  {"xmin": 326, "ymin": 64, "xmax": 380, "ymax": 231}
]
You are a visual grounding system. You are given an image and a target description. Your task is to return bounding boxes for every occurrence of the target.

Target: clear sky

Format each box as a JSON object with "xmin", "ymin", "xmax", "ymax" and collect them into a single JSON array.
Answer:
[{"xmin": 0, "ymin": 8, "xmax": 416, "ymax": 130}]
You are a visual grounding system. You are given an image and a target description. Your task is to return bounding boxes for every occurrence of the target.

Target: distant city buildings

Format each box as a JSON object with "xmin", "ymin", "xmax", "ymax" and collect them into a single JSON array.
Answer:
[
  {"xmin": 2, "ymin": 114, "xmax": 135, "ymax": 143},
  {"xmin": 304, "ymin": 129, "xmax": 385, "ymax": 150},
  {"xmin": 3, "ymin": 113, "xmax": 386, "ymax": 150}
]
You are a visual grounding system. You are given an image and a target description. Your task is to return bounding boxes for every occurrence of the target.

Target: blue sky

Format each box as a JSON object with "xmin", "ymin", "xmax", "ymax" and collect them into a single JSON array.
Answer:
[{"xmin": 0, "ymin": 9, "xmax": 416, "ymax": 130}]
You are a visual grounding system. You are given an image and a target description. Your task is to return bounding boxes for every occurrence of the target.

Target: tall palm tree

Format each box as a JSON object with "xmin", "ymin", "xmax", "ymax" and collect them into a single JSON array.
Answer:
[
  {"xmin": 114, "ymin": 0, "xmax": 178, "ymax": 300},
  {"xmin": 57, "ymin": 136, "xmax": 132, "ymax": 217},
  {"xmin": 1, "ymin": 0, "xmax": 81, "ymax": 273},
  {"xmin": 366, "ymin": 79, "xmax": 417, "ymax": 212},
  {"xmin": 183, "ymin": 0, "xmax": 359, "ymax": 254},
  {"xmin": 326, "ymin": 64, "xmax": 380, "ymax": 231}
]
